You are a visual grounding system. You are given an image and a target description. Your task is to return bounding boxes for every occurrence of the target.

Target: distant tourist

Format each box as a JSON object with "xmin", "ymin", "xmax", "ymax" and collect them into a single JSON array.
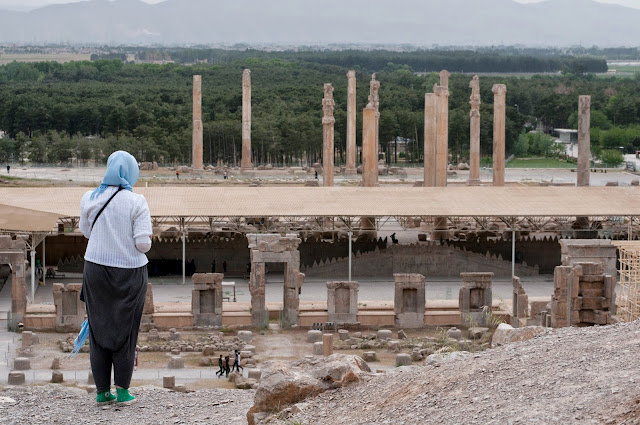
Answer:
[
  {"xmin": 211, "ymin": 259, "xmax": 216, "ymax": 273},
  {"xmin": 232, "ymin": 349, "xmax": 243, "ymax": 373},
  {"xmin": 223, "ymin": 260, "xmax": 228, "ymax": 273},
  {"xmin": 6, "ymin": 165, "xmax": 9, "ymax": 174},
  {"xmin": 79, "ymin": 150, "xmax": 152, "ymax": 406},
  {"xmin": 224, "ymin": 355, "xmax": 231, "ymax": 377},
  {"xmin": 223, "ymin": 171, "xmax": 228, "ymax": 180},
  {"xmin": 176, "ymin": 169, "xmax": 180, "ymax": 180},
  {"xmin": 215, "ymin": 355, "xmax": 225, "ymax": 378}
]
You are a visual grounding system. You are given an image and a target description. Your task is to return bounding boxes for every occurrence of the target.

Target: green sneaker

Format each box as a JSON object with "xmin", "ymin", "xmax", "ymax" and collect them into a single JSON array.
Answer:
[
  {"xmin": 96, "ymin": 391, "xmax": 116, "ymax": 406},
  {"xmin": 116, "ymin": 388, "xmax": 137, "ymax": 405}
]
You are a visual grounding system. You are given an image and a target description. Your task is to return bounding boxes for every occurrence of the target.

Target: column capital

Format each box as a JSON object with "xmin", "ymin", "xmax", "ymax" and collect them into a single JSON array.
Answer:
[
  {"xmin": 492, "ymin": 84, "xmax": 507, "ymax": 96},
  {"xmin": 579, "ymin": 95, "xmax": 591, "ymax": 113},
  {"xmin": 439, "ymin": 70, "xmax": 451, "ymax": 88},
  {"xmin": 433, "ymin": 84, "xmax": 449, "ymax": 98},
  {"xmin": 347, "ymin": 70, "xmax": 356, "ymax": 78}
]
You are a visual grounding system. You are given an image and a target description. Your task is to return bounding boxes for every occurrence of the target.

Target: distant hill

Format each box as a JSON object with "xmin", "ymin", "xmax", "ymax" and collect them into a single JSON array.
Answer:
[{"xmin": 0, "ymin": 0, "xmax": 639, "ymax": 47}]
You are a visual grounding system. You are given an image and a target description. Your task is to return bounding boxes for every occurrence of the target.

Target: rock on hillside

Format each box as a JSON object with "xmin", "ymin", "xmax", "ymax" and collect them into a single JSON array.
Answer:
[
  {"xmin": 274, "ymin": 320, "xmax": 640, "ymax": 424},
  {"xmin": 247, "ymin": 354, "xmax": 371, "ymax": 425}
]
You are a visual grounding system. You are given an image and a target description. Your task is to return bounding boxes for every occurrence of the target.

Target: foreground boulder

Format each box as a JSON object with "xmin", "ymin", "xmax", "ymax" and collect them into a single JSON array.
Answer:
[
  {"xmin": 491, "ymin": 323, "xmax": 547, "ymax": 348},
  {"xmin": 247, "ymin": 354, "xmax": 371, "ymax": 425}
]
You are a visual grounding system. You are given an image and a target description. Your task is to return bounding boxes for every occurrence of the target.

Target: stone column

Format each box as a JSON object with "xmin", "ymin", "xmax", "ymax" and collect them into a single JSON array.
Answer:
[
  {"xmin": 362, "ymin": 107, "xmax": 378, "ymax": 187},
  {"xmin": 577, "ymin": 95, "xmax": 591, "ymax": 187},
  {"xmin": 468, "ymin": 75, "xmax": 481, "ymax": 185},
  {"xmin": 492, "ymin": 84, "xmax": 507, "ymax": 186},
  {"xmin": 241, "ymin": 69, "xmax": 252, "ymax": 171},
  {"xmin": 434, "ymin": 85, "xmax": 449, "ymax": 187},
  {"xmin": 345, "ymin": 70, "xmax": 357, "ymax": 175},
  {"xmin": 322, "ymin": 83, "xmax": 335, "ymax": 187},
  {"xmin": 369, "ymin": 74, "xmax": 381, "ymax": 168},
  {"xmin": 424, "ymin": 93, "xmax": 437, "ymax": 187},
  {"xmin": 192, "ymin": 75, "xmax": 203, "ymax": 170}
]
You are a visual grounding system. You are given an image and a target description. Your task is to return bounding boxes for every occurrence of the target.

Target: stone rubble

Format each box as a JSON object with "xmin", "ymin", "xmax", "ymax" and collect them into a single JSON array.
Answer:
[{"xmin": 272, "ymin": 320, "xmax": 640, "ymax": 425}]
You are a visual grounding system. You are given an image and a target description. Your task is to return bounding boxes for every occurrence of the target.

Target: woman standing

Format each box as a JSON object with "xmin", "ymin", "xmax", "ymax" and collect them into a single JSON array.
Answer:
[{"xmin": 80, "ymin": 151, "xmax": 152, "ymax": 406}]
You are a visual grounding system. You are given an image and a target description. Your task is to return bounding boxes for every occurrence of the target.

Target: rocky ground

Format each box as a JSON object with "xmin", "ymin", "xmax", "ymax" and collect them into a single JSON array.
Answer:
[
  {"xmin": 0, "ymin": 385, "xmax": 254, "ymax": 425},
  {"xmin": 273, "ymin": 320, "xmax": 640, "ymax": 425},
  {"xmin": 3, "ymin": 321, "xmax": 640, "ymax": 424}
]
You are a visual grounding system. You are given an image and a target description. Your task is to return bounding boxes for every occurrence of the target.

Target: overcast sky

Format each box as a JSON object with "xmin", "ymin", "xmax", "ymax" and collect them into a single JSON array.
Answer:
[{"xmin": 0, "ymin": 0, "xmax": 638, "ymax": 11}]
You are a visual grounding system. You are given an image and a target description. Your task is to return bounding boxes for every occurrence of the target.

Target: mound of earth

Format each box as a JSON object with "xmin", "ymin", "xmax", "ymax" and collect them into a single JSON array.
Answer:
[{"xmin": 273, "ymin": 320, "xmax": 640, "ymax": 425}]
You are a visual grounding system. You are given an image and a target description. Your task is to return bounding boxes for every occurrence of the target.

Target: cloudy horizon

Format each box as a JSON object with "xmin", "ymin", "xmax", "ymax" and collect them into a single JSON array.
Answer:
[{"xmin": 0, "ymin": 0, "xmax": 638, "ymax": 11}]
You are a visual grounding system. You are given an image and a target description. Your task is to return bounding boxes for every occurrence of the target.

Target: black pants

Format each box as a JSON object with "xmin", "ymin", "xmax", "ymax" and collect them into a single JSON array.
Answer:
[{"xmin": 82, "ymin": 261, "xmax": 147, "ymax": 394}]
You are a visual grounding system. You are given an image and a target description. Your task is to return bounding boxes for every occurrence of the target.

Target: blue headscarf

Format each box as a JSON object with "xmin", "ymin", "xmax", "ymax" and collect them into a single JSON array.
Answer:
[{"xmin": 90, "ymin": 151, "xmax": 139, "ymax": 199}]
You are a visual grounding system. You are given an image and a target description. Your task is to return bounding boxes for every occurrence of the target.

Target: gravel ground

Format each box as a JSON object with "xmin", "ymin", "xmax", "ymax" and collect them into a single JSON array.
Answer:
[
  {"xmin": 3, "ymin": 323, "xmax": 640, "ymax": 424},
  {"xmin": 0, "ymin": 385, "xmax": 254, "ymax": 425},
  {"xmin": 274, "ymin": 320, "xmax": 640, "ymax": 425}
]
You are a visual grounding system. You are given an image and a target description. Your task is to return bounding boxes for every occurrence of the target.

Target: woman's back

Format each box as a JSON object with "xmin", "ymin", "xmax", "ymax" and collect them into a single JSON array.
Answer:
[{"xmin": 80, "ymin": 186, "xmax": 151, "ymax": 269}]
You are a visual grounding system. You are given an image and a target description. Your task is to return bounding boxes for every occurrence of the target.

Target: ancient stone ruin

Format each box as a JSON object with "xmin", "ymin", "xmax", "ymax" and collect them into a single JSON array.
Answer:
[
  {"xmin": 52, "ymin": 283, "xmax": 85, "ymax": 332},
  {"xmin": 550, "ymin": 262, "xmax": 616, "ymax": 328},
  {"xmin": 248, "ymin": 234, "xmax": 305, "ymax": 328},
  {"xmin": 459, "ymin": 272, "xmax": 494, "ymax": 326},
  {"xmin": 326, "ymin": 281, "xmax": 358, "ymax": 324},
  {"xmin": 192, "ymin": 273, "xmax": 223, "ymax": 327},
  {"xmin": 512, "ymin": 276, "xmax": 528, "ymax": 328},
  {"xmin": 394, "ymin": 273, "xmax": 425, "ymax": 328},
  {"xmin": 560, "ymin": 239, "xmax": 617, "ymax": 278},
  {"xmin": 0, "ymin": 235, "xmax": 27, "ymax": 330}
]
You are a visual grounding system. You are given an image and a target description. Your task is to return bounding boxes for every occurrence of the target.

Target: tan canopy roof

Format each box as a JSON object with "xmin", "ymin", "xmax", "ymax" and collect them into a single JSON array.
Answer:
[
  {"xmin": 0, "ymin": 187, "xmax": 638, "ymax": 224},
  {"xmin": 0, "ymin": 204, "xmax": 62, "ymax": 232}
]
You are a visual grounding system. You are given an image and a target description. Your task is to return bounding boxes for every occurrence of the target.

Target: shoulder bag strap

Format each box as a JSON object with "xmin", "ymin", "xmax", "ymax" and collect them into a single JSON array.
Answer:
[{"xmin": 90, "ymin": 186, "xmax": 124, "ymax": 231}]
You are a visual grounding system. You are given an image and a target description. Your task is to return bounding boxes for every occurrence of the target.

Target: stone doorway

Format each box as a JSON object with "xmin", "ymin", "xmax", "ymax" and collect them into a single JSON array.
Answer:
[{"xmin": 248, "ymin": 234, "xmax": 305, "ymax": 328}]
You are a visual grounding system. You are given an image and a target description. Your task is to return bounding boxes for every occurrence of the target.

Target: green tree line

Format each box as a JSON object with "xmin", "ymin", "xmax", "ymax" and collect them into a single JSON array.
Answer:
[{"xmin": 0, "ymin": 58, "xmax": 638, "ymax": 166}]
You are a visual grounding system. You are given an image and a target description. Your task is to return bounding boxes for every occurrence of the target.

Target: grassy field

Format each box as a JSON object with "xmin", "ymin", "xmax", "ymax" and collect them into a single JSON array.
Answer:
[
  {"xmin": 607, "ymin": 65, "xmax": 640, "ymax": 74},
  {"xmin": 506, "ymin": 158, "xmax": 577, "ymax": 168},
  {"xmin": 0, "ymin": 53, "xmax": 91, "ymax": 65}
]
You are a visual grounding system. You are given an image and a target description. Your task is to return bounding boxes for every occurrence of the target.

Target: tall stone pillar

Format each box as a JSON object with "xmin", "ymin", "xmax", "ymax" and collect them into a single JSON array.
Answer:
[
  {"xmin": 468, "ymin": 75, "xmax": 481, "ymax": 185},
  {"xmin": 322, "ymin": 83, "xmax": 336, "ymax": 187},
  {"xmin": 369, "ymin": 74, "xmax": 381, "ymax": 167},
  {"xmin": 362, "ymin": 107, "xmax": 378, "ymax": 187},
  {"xmin": 345, "ymin": 71, "xmax": 357, "ymax": 175},
  {"xmin": 434, "ymin": 84, "xmax": 449, "ymax": 187},
  {"xmin": 241, "ymin": 69, "xmax": 252, "ymax": 171},
  {"xmin": 577, "ymin": 95, "xmax": 591, "ymax": 187},
  {"xmin": 492, "ymin": 84, "xmax": 507, "ymax": 186},
  {"xmin": 424, "ymin": 93, "xmax": 437, "ymax": 187},
  {"xmin": 192, "ymin": 75, "xmax": 203, "ymax": 169}
]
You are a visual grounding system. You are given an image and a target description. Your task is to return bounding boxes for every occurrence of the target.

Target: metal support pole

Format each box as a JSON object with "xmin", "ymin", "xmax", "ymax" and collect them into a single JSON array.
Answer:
[
  {"xmin": 511, "ymin": 229, "xmax": 516, "ymax": 281},
  {"xmin": 348, "ymin": 230, "xmax": 353, "ymax": 282},
  {"xmin": 182, "ymin": 230, "xmax": 186, "ymax": 285},
  {"xmin": 30, "ymin": 249, "xmax": 36, "ymax": 303},
  {"xmin": 42, "ymin": 236, "xmax": 46, "ymax": 287}
]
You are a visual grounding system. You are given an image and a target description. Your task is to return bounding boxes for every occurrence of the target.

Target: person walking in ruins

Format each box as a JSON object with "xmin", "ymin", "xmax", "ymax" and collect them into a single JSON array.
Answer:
[
  {"xmin": 176, "ymin": 169, "xmax": 180, "ymax": 180},
  {"xmin": 222, "ymin": 260, "xmax": 227, "ymax": 273},
  {"xmin": 215, "ymin": 354, "xmax": 224, "ymax": 378},
  {"xmin": 232, "ymin": 349, "xmax": 243, "ymax": 373},
  {"xmin": 6, "ymin": 165, "xmax": 9, "ymax": 174},
  {"xmin": 224, "ymin": 355, "xmax": 231, "ymax": 377},
  {"xmin": 211, "ymin": 259, "xmax": 216, "ymax": 273},
  {"xmin": 79, "ymin": 150, "xmax": 152, "ymax": 406}
]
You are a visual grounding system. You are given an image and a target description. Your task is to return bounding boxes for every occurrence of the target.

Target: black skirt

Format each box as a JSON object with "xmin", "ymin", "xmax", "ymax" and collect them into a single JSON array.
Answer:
[{"xmin": 81, "ymin": 261, "xmax": 147, "ymax": 352}]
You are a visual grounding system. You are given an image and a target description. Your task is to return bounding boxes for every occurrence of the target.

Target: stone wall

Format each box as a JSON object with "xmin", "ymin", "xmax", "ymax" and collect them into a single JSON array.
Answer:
[
  {"xmin": 303, "ymin": 242, "xmax": 539, "ymax": 279},
  {"xmin": 449, "ymin": 236, "xmax": 560, "ymax": 274},
  {"xmin": 36, "ymin": 234, "xmax": 386, "ymax": 276},
  {"xmin": 550, "ymin": 262, "xmax": 616, "ymax": 328},
  {"xmin": 560, "ymin": 239, "xmax": 617, "ymax": 278}
]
